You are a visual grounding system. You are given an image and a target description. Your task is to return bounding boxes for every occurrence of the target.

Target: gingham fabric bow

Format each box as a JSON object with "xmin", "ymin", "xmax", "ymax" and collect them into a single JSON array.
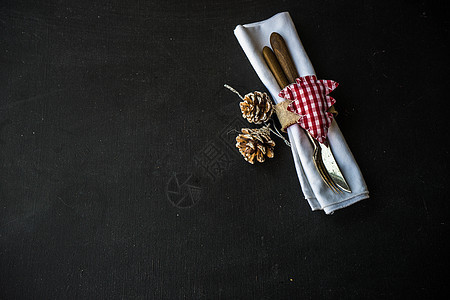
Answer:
[{"xmin": 279, "ymin": 75, "xmax": 338, "ymax": 144}]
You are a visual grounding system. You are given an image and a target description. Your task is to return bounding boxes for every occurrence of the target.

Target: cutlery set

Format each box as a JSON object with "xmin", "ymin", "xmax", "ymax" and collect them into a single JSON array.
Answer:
[{"xmin": 263, "ymin": 32, "xmax": 351, "ymax": 194}]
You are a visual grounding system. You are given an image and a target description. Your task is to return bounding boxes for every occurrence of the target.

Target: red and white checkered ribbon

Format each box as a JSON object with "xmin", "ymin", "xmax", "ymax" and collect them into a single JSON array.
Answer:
[{"xmin": 279, "ymin": 75, "xmax": 338, "ymax": 144}]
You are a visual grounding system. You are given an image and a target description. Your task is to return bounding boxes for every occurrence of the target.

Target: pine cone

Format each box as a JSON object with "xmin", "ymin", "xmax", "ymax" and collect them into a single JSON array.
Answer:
[
  {"xmin": 236, "ymin": 127, "xmax": 275, "ymax": 164},
  {"xmin": 240, "ymin": 91, "xmax": 274, "ymax": 124}
]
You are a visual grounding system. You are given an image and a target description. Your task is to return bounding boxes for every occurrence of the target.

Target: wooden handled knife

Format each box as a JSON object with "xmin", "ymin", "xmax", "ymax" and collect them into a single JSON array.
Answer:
[{"xmin": 266, "ymin": 32, "xmax": 351, "ymax": 193}]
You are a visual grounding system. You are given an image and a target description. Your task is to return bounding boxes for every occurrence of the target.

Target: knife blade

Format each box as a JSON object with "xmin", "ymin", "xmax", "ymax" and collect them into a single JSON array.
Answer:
[{"xmin": 269, "ymin": 32, "xmax": 351, "ymax": 193}]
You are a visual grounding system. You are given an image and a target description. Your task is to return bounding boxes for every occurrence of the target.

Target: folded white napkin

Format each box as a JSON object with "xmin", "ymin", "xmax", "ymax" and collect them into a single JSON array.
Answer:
[{"xmin": 234, "ymin": 12, "xmax": 369, "ymax": 214}]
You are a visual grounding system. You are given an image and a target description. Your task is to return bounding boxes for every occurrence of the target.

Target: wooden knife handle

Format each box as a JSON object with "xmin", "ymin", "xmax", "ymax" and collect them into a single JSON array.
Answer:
[
  {"xmin": 270, "ymin": 32, "xmax": 299, "ymax": 84},
  {"xmin": 262, "ymin": 46, "xmax": 290, "ymax": 89}
]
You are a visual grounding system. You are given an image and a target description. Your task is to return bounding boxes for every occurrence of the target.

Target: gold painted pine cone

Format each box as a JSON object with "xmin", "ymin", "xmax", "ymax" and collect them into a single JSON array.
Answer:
[
  {"xmin": 240, "ymin": 91, "xmax": 274, "ymax": 124},
  {"xmin": 235, "ymin": 127, "xmax": 275, "ymax": 164}
]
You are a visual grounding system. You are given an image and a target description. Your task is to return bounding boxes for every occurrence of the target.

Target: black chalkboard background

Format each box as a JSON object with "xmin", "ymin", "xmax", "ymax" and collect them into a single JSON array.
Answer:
[{"xmin": 1, "ymin": 0, "xmax": 448, "ymax": 299}]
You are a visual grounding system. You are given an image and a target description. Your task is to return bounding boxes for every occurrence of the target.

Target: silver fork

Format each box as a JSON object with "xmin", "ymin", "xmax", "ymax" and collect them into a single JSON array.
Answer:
[{"xmin": 305, "ymin": 131, "xmax": 343, "ymax": 193}]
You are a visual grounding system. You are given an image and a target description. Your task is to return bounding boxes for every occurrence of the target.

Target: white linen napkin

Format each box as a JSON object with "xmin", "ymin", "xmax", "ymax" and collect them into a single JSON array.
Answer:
[{"xmin": 234, "ymin": 12, "xmax": 369, "ymax": 214}]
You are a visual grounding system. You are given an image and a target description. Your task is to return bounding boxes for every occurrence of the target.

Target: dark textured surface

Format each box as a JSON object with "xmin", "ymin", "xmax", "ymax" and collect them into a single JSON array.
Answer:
[{"xmin": 1, "ymin": 0, "xmax": 448, "ymax": 299}]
